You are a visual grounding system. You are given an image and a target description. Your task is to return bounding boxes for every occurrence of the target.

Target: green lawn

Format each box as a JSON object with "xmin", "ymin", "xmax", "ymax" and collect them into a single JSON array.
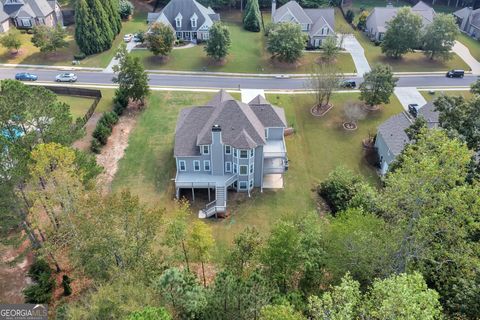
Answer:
[
  {"xmin": 111, "ymin": 90, "xmax": 403, "ymax": 252},
  {"xmin": 0, "ymin": 11, "xmax": 148, "ymax": 68},
  {"xmin": 57, "ymin": 95, "xmax": 96, "ymax": 120},
  {"xmin": 420, "ymin": 89, "xmax": 472, "ymax": 101},
  {"xmin": 457, "ymin": 33, "xmax": 480, "ymax": 62},
  {"xmin": 335, "ymin": 9, "xmax": 470, "ymax": 72},
  {"xmin": 130, "ymin": 11, "xmax": 356, "ymax": 74}
]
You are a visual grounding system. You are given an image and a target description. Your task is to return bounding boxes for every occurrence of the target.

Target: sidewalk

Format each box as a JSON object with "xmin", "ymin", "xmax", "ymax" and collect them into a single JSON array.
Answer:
[{"xmin": 103, "ymin": 41, "xmax": 136, "ymax": 73}]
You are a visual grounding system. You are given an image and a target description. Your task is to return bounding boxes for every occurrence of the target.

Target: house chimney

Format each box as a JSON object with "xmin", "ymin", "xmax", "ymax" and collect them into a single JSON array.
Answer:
[
  {"xmin": 211, "ymin": 125, "xmax": 223, "ymax": 176},
  {"xmin": 272, "ymin": 0, "xmax": 276, "ymax": 20}
]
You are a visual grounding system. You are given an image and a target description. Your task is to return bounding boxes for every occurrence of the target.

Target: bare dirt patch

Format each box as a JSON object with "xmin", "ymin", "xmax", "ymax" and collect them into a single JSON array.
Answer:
[{"xmin": 96, "ymin": 107, "xmax": 140, "ymax": 193}]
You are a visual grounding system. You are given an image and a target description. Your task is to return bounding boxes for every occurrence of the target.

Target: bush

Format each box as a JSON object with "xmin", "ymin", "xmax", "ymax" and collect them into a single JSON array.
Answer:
[
  {"xmin": 90, "ymin": 138, "xmax": 102, "ymax": 153},
  {"xmin": 27, "ymin": 29, "xmax": 34, "ymax": 34},
  {"xmin": 119, "ymin": 0, "xmax": 134, "ymax": 19},
  {"xmin": 23, "ymin": 259, "xmax": 55, "ymax": 304},
  {"xmin": 113, "ymin": 89, "xmax": 129, "ymax": 116},
  {"xmin": 113, "ymin": 102, "xmax": 126, "ymax": 116},
  {"xmin": 92, "ymin": 123, "xmax": 112, "ymax": 145},
  {"xmin": 74, "ymin": 52, "xmax": 86, "ymax": 60},
  {"xmin": 345, "ymin": 10, "xmax": 354, "ymax": 24},
  {"xmin": 99, "ymin": 111, "xmax": 119, "ymax": 128},
  {"xmin": 62, "ymin": 275, "xmax": 72, "ymax": 296}
]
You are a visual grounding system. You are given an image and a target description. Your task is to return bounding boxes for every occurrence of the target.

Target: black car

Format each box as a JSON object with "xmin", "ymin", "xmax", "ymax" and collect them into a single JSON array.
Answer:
[
  {"xmin": 408, "ymin": 103, "xmax": 420, "ymax": 118},
  {"xmin": 340, "ymin": 79, "xmax": 356, "ymax": 88},
  {"xmin": 446, "ymin": 69, "xmax": 465, "ymax": 78}
]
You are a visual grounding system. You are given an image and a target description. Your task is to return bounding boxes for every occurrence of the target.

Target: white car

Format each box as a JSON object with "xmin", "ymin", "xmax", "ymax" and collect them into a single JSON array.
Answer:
[
  {"xmin": 55, "ymin": 73, "xmax": 77, "ymax": 82},
  {"xmin": 123, "ymin": 34, "xmax": 133, "ymax": 42}
]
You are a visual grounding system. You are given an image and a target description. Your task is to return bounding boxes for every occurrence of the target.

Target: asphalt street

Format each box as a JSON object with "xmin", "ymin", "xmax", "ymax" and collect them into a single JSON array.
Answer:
[{"xmin": 0, "ymin": 68, "xmax": 476, "ymax": 90}]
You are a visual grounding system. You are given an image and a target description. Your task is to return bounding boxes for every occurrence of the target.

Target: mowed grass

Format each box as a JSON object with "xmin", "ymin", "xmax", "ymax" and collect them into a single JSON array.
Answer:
[
  {"xmin": 457, "ymin": 33, "xmax": 480, "ymax": 62},
  {"xmin": 0, "ymin": 11, "xmax": 148, "ymax": 68},
  {"xmin": 111, "ymin": 90, "xmax": 403, "ymax": 250},
  {"xmin": 130, "ymin": 11, "xmax": 356, "ymax": 74},
  {"xmin": 335, "ymin": 9, "xmax": 470, "ymax": 72},
  {"xmin": 57, "ymin": 95, "xmax": 96, "ymax": 120},
  {"xmin": 420, "ymin": 89, "xmax": 473, "ymax": 101}
]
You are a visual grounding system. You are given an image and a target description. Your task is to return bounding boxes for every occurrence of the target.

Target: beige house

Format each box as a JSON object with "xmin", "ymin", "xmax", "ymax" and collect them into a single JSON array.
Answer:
[{"xmin": 0, "ymin": 0, "xmax": 63, "ymax": 33}]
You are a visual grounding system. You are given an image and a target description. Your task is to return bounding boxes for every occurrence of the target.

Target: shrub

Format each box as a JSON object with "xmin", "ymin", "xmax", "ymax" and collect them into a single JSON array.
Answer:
[
  {"xmin": 91, "ymin": 138, "xmax": 102, "ymax": 153},
  {"xmin": 119, "ymin": 0, "xmax": 134, "ymax": 19},
  {"xmin": 99, "ymin": 111, "xmax": 119, "ymax": 128},
  {"xmin": 62, "ymin": 275, "xmax": 72, "ymax": 296},
  {"xmin": 93, "ymin": 123, "xmax": 112, "ymax": 145},
  {"xmin": 23, "ymin": 259, "xmax": 55, "ymax": 304},
  {"xmin": 345, "ymin": 9, "xmax": 354, "ymax": 24},
  {"xmin": 113, "ymin": 102, "xmax": 126, "ymax": 116},
  {"xmin": 27, "ymin": 29, "xmax": 34, "ymax": 35},
  {"xmin": 74, "ymin": 52, "xmax": 86, "ymax": 60},
  {"xmin": 113, "ymin": 89, "xmax": 129, "ymax": 116}
]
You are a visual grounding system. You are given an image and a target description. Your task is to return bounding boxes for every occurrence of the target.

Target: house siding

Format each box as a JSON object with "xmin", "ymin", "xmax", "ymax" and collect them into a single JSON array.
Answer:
[
  {"xmin": 267, "ymin": 128, "xmax": 284, "ymax": 140},
  {"xmin": 374, "ymin": 132, "xmax": 396, "ymax": 175},
  {"xmin": 254, "ymin": 146, "xmax": 264, "ymax": 187}
]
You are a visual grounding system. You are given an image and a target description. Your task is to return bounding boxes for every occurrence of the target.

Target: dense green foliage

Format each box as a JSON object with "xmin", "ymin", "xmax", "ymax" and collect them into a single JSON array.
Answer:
[
  {"xmin": 204, "ymin": 22, "xmax": 231, "ymax": 61},
  {"xmin": 119, "ymin": 0, "xmax": 134, "ymax": 19},
  {"xmin": 0, "ymin": 30, "xmax": 21, "ymax": 53},
  {"xmin": 146, "ymin": 23, "xmax": 175, "ymax": 57},
  {"xmin": 74, "ymin": 0, "xmax": 122, "ymax": 55},
  {"xmin": 31, "ymin": 24, "xmax": 68, "ymax": 53},
  {"xmin": 359, "ymin": 64, "xmax": 398, "ymax": 107},
  {"xmin": 243, "ymin": 0, "xmax": 262, "ymax": 32},
  {"xmin": 381, "ymin": 7, "xmax": 423, "ymax": 59},
  {"xmin": 422, "ymin": 13, "xmax": 459, "ymax": 60},
  {"xmin": 267, "ymin": 23, "xmax": 308, "ymax": 63},
  {"xmin": 23, "ymin": 259, "xmax": 55, "ymax": 303}
]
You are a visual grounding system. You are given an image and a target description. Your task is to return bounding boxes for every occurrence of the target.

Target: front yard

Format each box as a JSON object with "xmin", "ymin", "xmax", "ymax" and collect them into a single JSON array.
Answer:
[
  {"xmin": 110, "ymin": 90, "xmax": 403, "ymax": 252},
  {"xmin": 130, "ymin": 11, "xmax": 356, "ymax": 74}
]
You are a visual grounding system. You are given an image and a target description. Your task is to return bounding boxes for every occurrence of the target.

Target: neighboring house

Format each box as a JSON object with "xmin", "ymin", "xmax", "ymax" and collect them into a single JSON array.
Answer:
[
  {"xmin": 271, "ymin": 0, "xmax": 335, "ymax": 48},
  {"xmin": 0, "ymin": 0, "xmax": 63, "ymax": 33},
  {"xmin": 365, "ymin": 1, "xmax": 435, "ymax": 41},
  {"xmin": 453, "ymin": 6, "xmax": 480, "ymax": 38},
  {"xmin": 375, "ymin": 102, "xmax": 439, "ymax": 174},
  {"xmin": 174, "ymin": 90, "xmax": 288, "ymax": 218},
  {"xmin": 147, "ymin": 0, "xmax": 220, "ymax": 41}
]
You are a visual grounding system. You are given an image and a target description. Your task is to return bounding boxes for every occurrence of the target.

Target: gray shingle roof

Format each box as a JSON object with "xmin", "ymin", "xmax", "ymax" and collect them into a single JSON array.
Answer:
[
  {"xmin": 174, "ymin": 91, "xmax": 287, "ymax": 156},
  {"xmin": 155, "ymin": 0, "xmax": 218, "ymax": 32},
  {"xmin": 1, "ymin": 0, "xmax": 54, "ymax": 20},
  {"xmin": 304, "ymin": 8, "xmax": 334, "ymax": 35},
  {"xmin": 368, "ymin": 1, "xmax": 435, "ymax": 31},
  {"xmin": 377, "ymin": 112, "xmax": 412, "ymax": 156},
  {"xmin": 418, "ymin": 102, "xmax": 439, "ymax": 127},
  {"xmin": 273, "ymin": 1, "xmax": 311, "ymax": 24}
]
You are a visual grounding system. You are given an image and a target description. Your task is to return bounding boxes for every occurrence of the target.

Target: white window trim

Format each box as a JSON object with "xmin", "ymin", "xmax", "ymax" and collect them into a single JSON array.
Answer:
[
  {"xmin": 240, "ymin": 150, "xmax": 248, "ymax": 159},
  {"xmin": 249, "ymin": 179, "xmax": 253, "ymax": 188},
  {"xmin": 191, "ymin": 18, "xmax": 197, "ymax": 28},
  {"xmin": 204, "ymin": 160, "xmax": 211, "ymax": 171},
  {"xmin": 249, "ymin": 163, "xmax": 254, "ymax": 174},
  {"xmin": 233, "ymin": 163, "xmax": 238, "ymax": 174},
  {"xmin": 225, "ymin": 162, "xmax": 232, "ymax": 173},
  {"xmin": 250, "ymin": 149, "xmax": 254, "ymax": 158},
  {"xmin": 233, "ymin": 148, "xmax": 237, "ymax": 158},
  {"xmin": 179, "ymin": 160, "xmax": 186, "ymax": 172},
  {"xmin": 239, "ymin": 181, "xmax": 248, "ymax": 190},
  {"xmin": 193, "ymin": 160, "xmax": 200, "ymax": 171},
  {"xmin": 202, "ymin": 145, "xmax": 210, "ymax": 155},
  {"xmin": 225, "ymin": 145, "xmax": 231, "ymax": 155},
  {"xmin": 239, "ymin": 165, "xmax": 248, "ymax": 176}
]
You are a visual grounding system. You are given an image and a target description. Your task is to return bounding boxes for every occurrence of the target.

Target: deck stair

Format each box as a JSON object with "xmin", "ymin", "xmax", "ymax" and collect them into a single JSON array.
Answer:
[{"xmin": 198, "ymin": 186, "xmax": 227, "ymax": 218}]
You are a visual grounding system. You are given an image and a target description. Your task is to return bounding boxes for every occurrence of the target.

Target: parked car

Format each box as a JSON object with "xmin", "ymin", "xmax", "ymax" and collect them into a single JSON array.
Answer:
[
  {"xmin": 15, "ymin": 72, "xmax": 38, "ymax": 81},
  {"xmin": 123, "ymin": 34, "xmax": 133, "ymax": 42},
  {"xmin": 55, "ymin": 73, "xmax": 77, "ymax": 82},
  {"xmin": 446, "ymin": 69, "xmax": 464, "ymax": 78},
  {"xmin": 275, "ymin": 74, "xmax": 290, "ymax": 79},
  {"xmin": 340, "ymin": 79, "xmax": 356, "ymax": 88},
  {"xmin": 133, "ymin": 33, "xmax": 143, "ymax": 43},
  {"xmin": 408, "ymin": 103, "xmax": 420, "ymax": 118}
]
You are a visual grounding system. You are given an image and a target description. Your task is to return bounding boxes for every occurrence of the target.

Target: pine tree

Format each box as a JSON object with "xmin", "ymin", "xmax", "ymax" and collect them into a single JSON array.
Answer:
[
  {"xmin": 103, "ymin": 0, "xmax": 122, "ymax": 36},
  {"xmin": 87, "ymin": 0, "xmax": 114, "ymax": 51},
  {"xmin": 75, "ymin": 0, "xmax": 96, "ymax": 55},
  {"xmin": 243, "ymin": 0, "xmax": 261, "ymax": 32}
]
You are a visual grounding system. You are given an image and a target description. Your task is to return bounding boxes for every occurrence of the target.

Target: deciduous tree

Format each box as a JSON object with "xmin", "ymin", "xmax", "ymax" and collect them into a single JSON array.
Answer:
[
  {"xmin": 146, "ymin": 23, "xmax": 175, "ymax": 57},
  {"xmin": 267, "ymin": 23, "xmax": 308, "ymax": 63},
  {"xmin": 188, "ymin": 220, "xmax": 215, "ymax": 287},
  {"xmin": 321, "ymin": 36, "xmax": 340, "ymax": 61},
  {"xmin": 308, "ymin": 64, "xmax": 341, "ymax": 111},
  {"xmin": 204, "ymin": 22, "xmax": 231, "ymax": 61},
  {"xmin": 422, "ymin": 13, "xmax": 459, "ymax": 60},
  {"xmin": 31, "ymin": 24, "xmax": 68, "ymax": 53},
  {"xmin": 0, "ymin": 30, "xmax": 21, "ymax": 53},
  {"xmin": 359, "ymin": 64, "xmax": 397, "ymax": 108}
]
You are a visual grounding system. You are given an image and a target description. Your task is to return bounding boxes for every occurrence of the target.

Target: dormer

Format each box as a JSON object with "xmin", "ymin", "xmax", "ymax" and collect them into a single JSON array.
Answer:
[
  {"xmin": 191, "ymin": 12, "xmax": 198, "ymax": 28},
  {"xmin": 5, "ymin": 0, "xmax": 25, "ymax": 5},
  {"xmin": 175, "ymin": 12, "xmax": 183, "ymax": 28}
]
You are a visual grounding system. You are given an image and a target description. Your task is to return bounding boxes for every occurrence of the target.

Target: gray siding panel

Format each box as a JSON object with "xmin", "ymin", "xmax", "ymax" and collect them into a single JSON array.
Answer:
[
  {"xmin": 267, "ymin": 128, "xmax": 284, "ymax": 140},
  {"xmin": 211, "ymin": 131, "xmax": 223, "ymax": 175},
  {"xmin": 254, "ymin": 146, "xmax": 263, "ymax": 187}
]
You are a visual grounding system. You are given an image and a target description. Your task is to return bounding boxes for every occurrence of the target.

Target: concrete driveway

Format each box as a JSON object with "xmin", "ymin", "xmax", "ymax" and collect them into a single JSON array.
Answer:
[
  {"xmin": 452, "ymin": 41, "xmax": 480, "ymax": 75},
  {"xmin": 394, "ymin": 87, "xmax": 427, "ymax": 111},
  {"xmin": 341, "ymin": 35, "xmax": 371, "ymax": 77}
]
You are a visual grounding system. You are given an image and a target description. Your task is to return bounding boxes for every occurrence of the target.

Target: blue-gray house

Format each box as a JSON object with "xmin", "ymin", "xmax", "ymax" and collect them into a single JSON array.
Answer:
[
  {"xmin": 375, "ymin": 102, "xmax": 439, "ymax": 175},
  {"xmin": 174, "ymin": 90, "xmax": 288, "ymax": 218}
]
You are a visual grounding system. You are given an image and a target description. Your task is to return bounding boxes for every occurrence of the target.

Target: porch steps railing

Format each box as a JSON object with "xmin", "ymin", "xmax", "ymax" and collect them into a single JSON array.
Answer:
[{"xmin": 198, "ymin": 186, "xmax": 227, "ymax": 219}]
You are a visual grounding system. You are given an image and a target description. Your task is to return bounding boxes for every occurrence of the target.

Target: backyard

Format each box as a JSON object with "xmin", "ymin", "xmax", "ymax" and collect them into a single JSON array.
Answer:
[
  {"xmin": 420, "ymin": 89, "xmax": 472, "ymax": 101},
  {"xmin": 130, "ymin": 11, "xmax": 356, "ymax": 74},
  {"xmin": 110, "ymin": 90, "xmax": 403, "ymax": 254}
]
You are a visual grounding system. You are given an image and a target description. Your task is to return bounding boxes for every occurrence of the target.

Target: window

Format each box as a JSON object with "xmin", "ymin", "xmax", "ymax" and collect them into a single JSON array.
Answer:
[
  {"xmin": 322, "ymin": 27, "xmax": 328, "ymax": 35},
  {"xmin": 202, "ymin": 145, "xmax": 210, "ymax": 155},
  {"xmin": 249, "ymin": 164, "xmax": 254, "ymax": 174},
  {"xmin": 179, "ymin": 160, "xmax": 186, "ymax": 171},
  {"xmin": 175, "ymin": 13, "xmax": 182, "ymax": 28},
  {"xmin": 203, "ymin": 33, "xmax": 209, "ymax": 40},
  {"xmin": 233, "ymin": 148, "xmax": 238, "ymax": 157},
  {"xmin": 240, "ymin": 165, "xmax": 248, "ymax": 175},
  {"xmin": 239, "ymin": 181, "xmax": 248, "ymax": 190},
  {"xmin": 225, "ymin": 145, "xmax": 231, "ymax": 155},
  {"xmin": 204, "ymin": 160, "xmax": 211, "ymax": 171},
  {"xmin": 249, "ymin": 179, "xmax": 253, "ymax": 188},
  {"xmin": 225, "ymin": 162, "xmax": 232, "ymax": 173},
  {"xmin": 250, "ymin": 149, "xmax": 254, "ymax": 158},
  {"xmin": 193, "ymin": 160, "xmax": 200, "ymax": 171},
  {"xmin": 233, "ymin": 163, "xmax": 238, "ymax": 174},
  {"xmin": 240, "ymin": 150, "xmax": 248, "ymax": 158},
  {"xmin": 21, "ymin": 19, "xmax": 31, "ymax": 27}
]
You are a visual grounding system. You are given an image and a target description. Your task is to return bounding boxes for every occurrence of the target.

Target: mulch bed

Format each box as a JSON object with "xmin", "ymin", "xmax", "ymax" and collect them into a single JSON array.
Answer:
[
  {"xmin": 310, "ymin": 103, "xmax": 333, "ymax": 117},
  {"xmin": 363, "ymin": 104, "xmax": 381, "ymax": 111},
  {"xmin": 343, "ymin": 122, "xmax": 358, "ymax": 130}
]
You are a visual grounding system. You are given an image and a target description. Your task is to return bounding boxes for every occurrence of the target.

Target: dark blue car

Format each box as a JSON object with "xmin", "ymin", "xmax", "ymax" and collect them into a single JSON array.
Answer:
[{"xmin": 15, "ymin": 72, "xmax": 38, "ymax": 81}]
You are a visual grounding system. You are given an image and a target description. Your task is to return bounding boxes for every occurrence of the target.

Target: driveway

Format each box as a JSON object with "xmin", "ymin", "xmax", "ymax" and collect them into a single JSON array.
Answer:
[
  {"xmin": 341, "ymin": 35, "xmax": 371, "ymax": 77},
  {"xmin": 394, "ymin": 87, "xmax": 427, "ymax": 111},
  {"xmin": 452, "ymin": 41, "xmax": 480, "ymax": 75},
  {"xmin": 104, "ymin": 40, "xmax": 137, "ymax": 73}
]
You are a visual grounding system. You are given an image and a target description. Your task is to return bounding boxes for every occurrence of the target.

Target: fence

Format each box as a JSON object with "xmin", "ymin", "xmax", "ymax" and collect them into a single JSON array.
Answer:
[{"xmin": 44, "ymin": 86, "xmax": 102, "ymax": 128}]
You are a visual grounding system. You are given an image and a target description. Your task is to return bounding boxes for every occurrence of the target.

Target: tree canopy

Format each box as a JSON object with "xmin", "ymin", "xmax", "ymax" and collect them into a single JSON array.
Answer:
[
  {"xmin": 267, "ymin": 23, "xmax": 308, "ymax": 63},
  {"xmin": 204, "ymin": 22, "xmax": 231, "ymax": 61},
  {"xmin": 359, "ymin": 64, "xmax": 398, "ymax": 107}
]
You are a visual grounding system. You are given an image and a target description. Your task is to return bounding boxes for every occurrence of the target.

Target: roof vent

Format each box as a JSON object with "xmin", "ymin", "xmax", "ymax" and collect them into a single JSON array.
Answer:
[{"xmin": 212, "ymin": 124, "xmax": 221, "ymax": 132}]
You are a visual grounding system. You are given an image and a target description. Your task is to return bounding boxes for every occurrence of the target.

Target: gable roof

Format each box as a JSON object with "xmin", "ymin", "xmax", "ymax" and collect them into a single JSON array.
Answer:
[
  {"xmin": 418, "ymin": 101, "xmax": 439, "ymax": 126},
  {"xmin": 153, "ymin": 0, "xmax": 218, "ymax": 31},
  {"xmin": 1, "ymin": 0, "xmax": 54, "ymax": 19},
  {"xmin": 273, "ymin": 1, "xmax": 311, "ymax": 24},
  {"xmin": 378, "ymin": 112, "xmax": 412, "ymax": 156},
  {"xmin": 174, "ymin": 91, "xmax": 287, "ymax": 156},
  {"xmin": 367, "ymin": 1, "xmax": 435, "ymax": 31},
  {"xmin": 273, "ymin": 1, "xmax": 335, "ymax": 33}
]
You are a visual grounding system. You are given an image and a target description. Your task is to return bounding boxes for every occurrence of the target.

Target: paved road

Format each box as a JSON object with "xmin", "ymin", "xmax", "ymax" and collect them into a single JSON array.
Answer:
[{"xmin": 0, "ymin": 68, "xmax": 476, "ymax": 90}]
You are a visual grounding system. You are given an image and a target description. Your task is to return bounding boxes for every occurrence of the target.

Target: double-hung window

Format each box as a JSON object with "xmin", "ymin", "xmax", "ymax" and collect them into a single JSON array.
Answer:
[
  {"xmin": 250, "ymin": 149, "xmax": 254, "ymax": 158},
  {"xmin": 249, "ymin": 164, "xmax": 254, "ymax": 174},
  {"xmin": 233, "ymin": 148, "xmax": 238, "ymax": 158},
  {"xmin": 240, "ymin": 165, "xmax": 248, "ymax": 175},
  {"xmin": 239, "ymin": 181, "xmax": 248, "ymax": 190},
  {"xmin": 225, "ymin": 162, "xmax": 232, "ymax": 173},
  {"xmin": 202, "ymin": 145, "xmax": 210, "ymax": 155},
  {"xmin": 179, "ymin": 160, "xmax": 186, "ymax": 172},
  {"xmin": 225, "ymin": 145, "xmax": 231, "ymax": 155},
  {"xmin": 240, "ymin": 150, "xmax": 248, "ymax": 159},
  {"xmin": 249, "ymin": 180, "xmax": 253, "ymax": 188},
  {"xmin": 193, "ymin": 160, "xmax": 200, "ymax": 171},
  {"xmin": 204, "ymin": 160, "xmax": 211, "ymax": 171},
  {"xmin": 233, "ymin": 163, "xmax": 238, "ymax": 174}
]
